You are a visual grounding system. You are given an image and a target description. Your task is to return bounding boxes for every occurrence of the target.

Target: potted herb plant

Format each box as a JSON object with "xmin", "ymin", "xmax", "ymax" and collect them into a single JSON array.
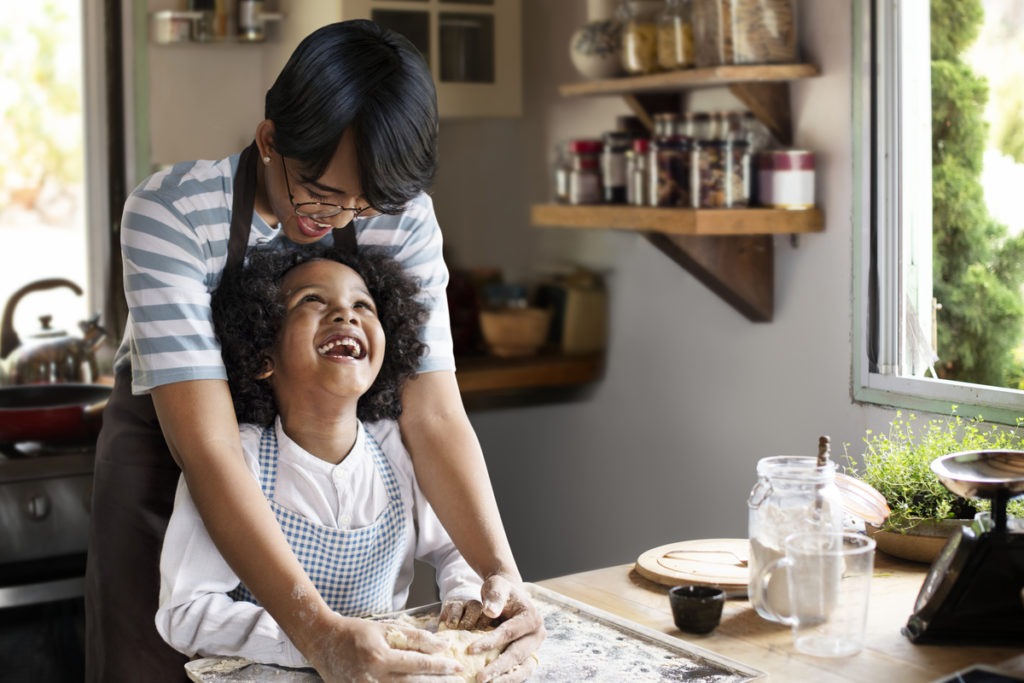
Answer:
[{"xmin": 843, "ymin": 408, "xmax": 1024, "ymax": 562}]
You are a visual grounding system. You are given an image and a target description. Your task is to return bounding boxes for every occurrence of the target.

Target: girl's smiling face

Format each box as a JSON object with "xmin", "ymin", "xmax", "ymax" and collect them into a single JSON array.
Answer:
[{"xmin": 267, "ymin": 259, "xmax": 385, "ymax": 413}]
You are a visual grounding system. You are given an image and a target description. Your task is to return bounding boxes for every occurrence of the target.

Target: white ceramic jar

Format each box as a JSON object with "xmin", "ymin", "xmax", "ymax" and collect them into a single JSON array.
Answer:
[{"xmin": 756, "ymin": 149, "xmax": 815, "ymax": 209}]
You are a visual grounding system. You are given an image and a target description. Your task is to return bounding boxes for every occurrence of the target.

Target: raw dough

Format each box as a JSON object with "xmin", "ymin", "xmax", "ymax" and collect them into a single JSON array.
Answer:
[
  {"xmin": 386, "ymin": 622, "xmax": 499, "ymax": 682},
  {"xmin": 434, "ymin": 625, "xmax": 500, "ymax": 681}
]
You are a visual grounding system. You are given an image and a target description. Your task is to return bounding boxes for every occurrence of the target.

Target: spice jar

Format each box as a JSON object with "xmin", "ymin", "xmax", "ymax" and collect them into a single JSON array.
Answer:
[
  {"xmin": 653, "ymin": 135, "xmax": 693, "ymax": 207},
  {"xmin": 601, "ymin": 131, "xmax": 631, "ymax": 204},
  {"xmin": 620, "ymin": 0, "xmax": 662, "ymax": 75},
  {"xmin": 567, "ymin": 139, "xmax": 604, "ymax": 205},
  {"xmin": 657, "ymin": 0, "xmax": 695, "ymax": 71},
  {"xmin": 552, "ymin": 141, "xmax": 572, "ymax": 204},
  {"xmin": 747, "ymin": 454, "xmax": 844, "ymax": 622},
  {"xmin": 626, "ymin": 137, "xmax": 651, "ymax": 206},
  {"xmin": 694, "ymin": 139, "xmax": 750, "ymax": 208}
]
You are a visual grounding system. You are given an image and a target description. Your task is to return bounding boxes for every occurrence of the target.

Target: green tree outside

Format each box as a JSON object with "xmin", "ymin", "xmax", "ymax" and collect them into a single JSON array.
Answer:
[{"xmin": 931, "ymin": 0, "xmax": 1024, "ymax": 388}]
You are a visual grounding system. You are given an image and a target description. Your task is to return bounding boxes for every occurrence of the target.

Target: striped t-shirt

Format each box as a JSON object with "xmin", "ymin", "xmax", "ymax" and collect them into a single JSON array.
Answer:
[{"xmin": 113, "ymin": 151, "xmax": 453, "ymax": 394}]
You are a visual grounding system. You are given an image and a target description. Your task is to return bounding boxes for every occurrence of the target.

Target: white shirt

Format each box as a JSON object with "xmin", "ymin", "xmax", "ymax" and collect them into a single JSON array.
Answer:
[{"xmin": 156, "ymin": 418, "xmax": 482, "ymax": 667}]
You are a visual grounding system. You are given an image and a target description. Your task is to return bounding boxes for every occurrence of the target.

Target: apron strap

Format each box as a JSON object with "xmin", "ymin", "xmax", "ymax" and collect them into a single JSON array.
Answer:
[{"xmin": 226, "ymin": 141, "xmax": 260, "ymax": 275}]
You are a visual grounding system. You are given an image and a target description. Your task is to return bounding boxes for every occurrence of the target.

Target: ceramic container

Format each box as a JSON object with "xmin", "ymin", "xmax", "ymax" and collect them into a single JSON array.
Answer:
[
  {"xmin": 669, "ymin": 585, "xmax": 726, "ymax": 634},
  {"xmin": 569, "ymin": 0, "xmax": 624, "ymax": 80}
]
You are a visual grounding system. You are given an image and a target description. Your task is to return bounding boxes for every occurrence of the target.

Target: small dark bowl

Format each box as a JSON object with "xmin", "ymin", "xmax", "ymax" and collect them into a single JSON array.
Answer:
[{"xmin": 669, "ymin": 585, "xmax": 725, "ymax": 635}]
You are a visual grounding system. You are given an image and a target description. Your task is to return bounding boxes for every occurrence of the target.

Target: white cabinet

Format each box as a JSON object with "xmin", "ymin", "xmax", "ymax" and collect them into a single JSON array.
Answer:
[{"xmin": 268, "ymin": 0, "xmax": 521, "ymax": 118}]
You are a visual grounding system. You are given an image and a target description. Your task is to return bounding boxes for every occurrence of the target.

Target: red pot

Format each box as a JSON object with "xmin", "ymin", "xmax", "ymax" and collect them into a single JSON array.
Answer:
[{"xmin": 0, "ymin": 384, "xmax": 110, "ymax": 445}]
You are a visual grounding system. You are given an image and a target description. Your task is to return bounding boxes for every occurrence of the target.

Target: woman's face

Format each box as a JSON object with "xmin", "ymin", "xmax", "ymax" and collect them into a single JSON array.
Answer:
[
  {"xmin": 269, "ymin": 129, "xmax": 374, "ymax": 244},
  {"xmin": 268, "ymin": 259, "xmax": 385, "ymax": 414}
]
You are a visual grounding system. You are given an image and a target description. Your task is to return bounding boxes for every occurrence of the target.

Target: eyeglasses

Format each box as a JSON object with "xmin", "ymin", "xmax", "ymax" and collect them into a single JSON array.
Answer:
[{"xmin": 281, "ymin": 157, "xmax": 379, "ymax": 225}]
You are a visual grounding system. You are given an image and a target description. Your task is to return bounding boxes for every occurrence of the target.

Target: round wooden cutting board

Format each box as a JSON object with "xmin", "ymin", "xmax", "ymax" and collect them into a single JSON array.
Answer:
[{"xmin": 635, "ymin": 538, "xmax": 750, "ymax": 596}]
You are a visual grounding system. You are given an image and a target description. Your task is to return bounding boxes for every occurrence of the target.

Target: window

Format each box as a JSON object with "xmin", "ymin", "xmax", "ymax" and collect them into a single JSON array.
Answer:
[
  {"xmin": 854, "ymin": 0, "xmax": 1024, "ymax": 425},
  {"xmin": 0, "ymin": 1, "xmax": 126, "ymax": 372}
]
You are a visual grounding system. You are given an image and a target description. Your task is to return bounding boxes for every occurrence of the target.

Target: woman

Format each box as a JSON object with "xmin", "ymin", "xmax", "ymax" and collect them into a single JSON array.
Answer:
[{"xmin": 85, "ymin": 19, "xmax": 543, "ymax": 683}]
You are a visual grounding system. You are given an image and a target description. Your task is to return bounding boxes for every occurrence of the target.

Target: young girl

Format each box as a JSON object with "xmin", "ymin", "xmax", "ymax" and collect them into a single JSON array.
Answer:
[{"xmin": 157, "ymin": 247, "xmax": 517, "ymax": 677}]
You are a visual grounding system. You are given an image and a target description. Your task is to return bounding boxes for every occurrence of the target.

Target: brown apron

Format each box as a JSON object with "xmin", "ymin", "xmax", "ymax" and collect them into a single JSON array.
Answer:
[{"xmin": 84, "ymin": 143, "xmax": 356, "ymax": 681}]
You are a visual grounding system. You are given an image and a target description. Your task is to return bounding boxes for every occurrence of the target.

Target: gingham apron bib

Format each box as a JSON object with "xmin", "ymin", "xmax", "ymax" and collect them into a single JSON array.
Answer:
[{"xmin": 231, "ymin": 425, "xmax": 408, "ymax": 616}]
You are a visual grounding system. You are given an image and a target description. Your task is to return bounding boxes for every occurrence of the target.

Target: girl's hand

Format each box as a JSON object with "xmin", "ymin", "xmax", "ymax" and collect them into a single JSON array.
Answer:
[
  {"xmin": 465, "ymin": 575, "xmax": 546, "ymax": 683},
  {"xmin": 302, "ymin": 613, "xmax": 465, "ymax": 682},
  {"xmin": 439, "ymin": 598, "xmax": 494, "ymax": 631}
]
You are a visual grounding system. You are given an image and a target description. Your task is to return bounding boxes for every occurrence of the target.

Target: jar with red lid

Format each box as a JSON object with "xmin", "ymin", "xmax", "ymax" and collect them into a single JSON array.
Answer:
[
  {"xmin": 626, "ymin": 137, "xmax": 651, "ymax": 206},
  {"xmin": 568, "ymin": 139, "xmax": 604, "ymax": 205},
  {"xmin": 756, "ymin": 149, "xmax": 814, "ymax": 209}
]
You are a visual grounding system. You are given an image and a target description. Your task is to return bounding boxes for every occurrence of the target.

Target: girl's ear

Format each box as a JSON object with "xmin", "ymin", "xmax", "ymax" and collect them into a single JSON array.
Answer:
[{"xmin": 256, "ymin": 355, "xmax": 274, "ymax": 380}]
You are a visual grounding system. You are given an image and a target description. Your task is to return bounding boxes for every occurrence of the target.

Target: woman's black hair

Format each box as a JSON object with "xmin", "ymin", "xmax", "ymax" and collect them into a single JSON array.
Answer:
[
  {"xmin": 212, "ymin": 245, "xmax": 428, "ymax": 426},
  {"xmin": 265, "ymin": 20, "xmax": 438, "ymax": 214}
]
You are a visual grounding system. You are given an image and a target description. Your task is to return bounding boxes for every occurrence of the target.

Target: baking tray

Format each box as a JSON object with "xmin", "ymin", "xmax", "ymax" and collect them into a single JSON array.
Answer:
[{"xmin": 185, "ymin": 583, "xmax": 765, "ymax": 682}]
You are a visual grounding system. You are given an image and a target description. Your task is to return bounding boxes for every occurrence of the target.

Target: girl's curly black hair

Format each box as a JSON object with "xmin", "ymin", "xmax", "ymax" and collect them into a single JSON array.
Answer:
[{"xmin": 211, "ymin": 244, "xmax": 428, "ymax": 427}]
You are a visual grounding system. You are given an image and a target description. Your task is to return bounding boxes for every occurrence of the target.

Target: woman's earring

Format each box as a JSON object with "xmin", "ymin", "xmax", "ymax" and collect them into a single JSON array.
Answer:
[{"xmin": 262, "ymin": 156, "xmax": 271, "ymax": 164}]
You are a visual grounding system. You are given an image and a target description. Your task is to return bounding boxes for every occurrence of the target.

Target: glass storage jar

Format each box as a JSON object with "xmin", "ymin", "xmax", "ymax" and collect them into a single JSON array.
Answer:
[
  {"xmin": 567, "ymin": 139, "xmax": 604, "ymax": 205},
  {"xmin": 692, "ymin": 0, "xmax": 798, "ymax": 66},
  {"xmin": 652, "ymin": 135, "xmax": 693, "ymax": 207},
  {"xmin": 626, "ymin": 137, "xmax": 651, "ymax": 206},
  {"xmin": 601, "ymin": 131, "xmax": 631, "ymax": 203},
  {"xmin": 657, "ymin": 0, "xmax": 694, "ymax": 71},
  {"xmin": 747, "ymin": 455, "xmax": 844, "ymax": 622},
  {"xmin": 620, "ymin": 0, "xmax": 663, "ymax": 75},
  {"xmin": 694, "ymin": 139, "xmax": 750, "ymax": 208}
]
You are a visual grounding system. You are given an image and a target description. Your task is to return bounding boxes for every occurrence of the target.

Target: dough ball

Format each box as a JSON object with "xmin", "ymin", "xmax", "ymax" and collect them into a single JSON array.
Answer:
[{"xmin": 434, "ymin": 625, "xmax": 501, "ymax": 682}]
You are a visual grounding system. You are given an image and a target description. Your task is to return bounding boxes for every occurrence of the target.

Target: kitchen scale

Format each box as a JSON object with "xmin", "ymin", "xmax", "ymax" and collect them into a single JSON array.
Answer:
[{"xmin": 903, "ymin": 450, "xmax": 1024, "ymax": 645}]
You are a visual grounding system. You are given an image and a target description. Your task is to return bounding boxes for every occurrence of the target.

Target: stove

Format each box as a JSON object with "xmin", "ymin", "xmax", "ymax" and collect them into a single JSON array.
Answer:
[{"xmin": 0, "ymin": 442, "xmax": 94, "ymax": 608}]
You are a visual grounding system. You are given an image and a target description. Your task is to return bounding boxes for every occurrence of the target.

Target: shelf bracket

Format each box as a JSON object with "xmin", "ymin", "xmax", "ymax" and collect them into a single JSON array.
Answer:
[
  {"xmin": 727, "ymin": 82, "xmax": 793, "ymax": 145},
  {"xmin": 644, "ymin": 234, "xmax": 774, "ymax": 322}
]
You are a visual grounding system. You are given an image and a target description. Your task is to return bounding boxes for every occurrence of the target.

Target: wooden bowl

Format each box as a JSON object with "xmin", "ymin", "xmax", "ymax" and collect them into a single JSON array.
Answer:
[{"xmin": 479, "ymin": 307, "xmax": 552, "ymax": 358}]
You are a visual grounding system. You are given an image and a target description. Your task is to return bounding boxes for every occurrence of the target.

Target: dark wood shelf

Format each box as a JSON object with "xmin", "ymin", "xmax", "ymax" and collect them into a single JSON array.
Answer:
[{"xmin": 456, "ymin": 351, "xmax": 604, "ymax": 410}]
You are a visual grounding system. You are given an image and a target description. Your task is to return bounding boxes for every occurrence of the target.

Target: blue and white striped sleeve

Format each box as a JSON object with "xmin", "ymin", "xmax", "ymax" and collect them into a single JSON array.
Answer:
[{"xmin": 120, "ymin": 164, "xmax": 233, "ymax": 394}]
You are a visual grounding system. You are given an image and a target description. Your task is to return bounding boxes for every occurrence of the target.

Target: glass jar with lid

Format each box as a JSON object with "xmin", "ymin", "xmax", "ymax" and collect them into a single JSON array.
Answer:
[
  {"xmin": 694, "ymin": 139, "xmax": 750, "ymax": 208},
  {"xmin": 657, "ymin": 0, "xmax": 694, "ymax": 71},
  {"xmin": 619, "ymin": 0, "xmax": 662, "ymax": 75},
  {"xmin": 747, "ymin": 454, "xmax": 844, "ymax": 622},
  {"xmin": 567, "ymin": 139, "xmax": 604, "ymax": 205}
]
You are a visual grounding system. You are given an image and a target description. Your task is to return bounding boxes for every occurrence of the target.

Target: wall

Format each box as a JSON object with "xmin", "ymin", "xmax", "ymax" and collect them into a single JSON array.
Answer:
[
  {"xmin": 141, "ymin": 0, "xmax": 899, "ymax": 583},
  {"xmin": 452, "ymin": 0, "xmax": 898, "ymax": 582}
]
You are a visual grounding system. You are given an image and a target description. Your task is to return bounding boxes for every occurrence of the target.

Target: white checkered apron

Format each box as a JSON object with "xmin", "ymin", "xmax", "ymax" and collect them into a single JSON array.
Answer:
[{"xmin": 230, "ymin": 426, "xmax": 408, "ymax": 616}]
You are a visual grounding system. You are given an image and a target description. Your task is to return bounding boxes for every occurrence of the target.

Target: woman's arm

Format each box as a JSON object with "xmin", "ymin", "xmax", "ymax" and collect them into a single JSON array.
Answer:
[
  {"xmin": 151, "ymin": 380, "xmax": 463, "ymax": 681},
  {"xmin": 397, "ymin": 371, "xmax": 518, "ymax": 589},
  {"xmin": 398, "ymin": 370, "xmax": 546, "ymax": 679}
]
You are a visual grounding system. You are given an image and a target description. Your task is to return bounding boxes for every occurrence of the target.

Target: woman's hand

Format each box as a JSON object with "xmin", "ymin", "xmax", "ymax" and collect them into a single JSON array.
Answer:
[
  {"xmin": 301, "ymin": 613, "xmax": 465, "ymax": 682},
  {"xmin": 464, "ymin": 574, "xmax": 546, "ymax": 683}
]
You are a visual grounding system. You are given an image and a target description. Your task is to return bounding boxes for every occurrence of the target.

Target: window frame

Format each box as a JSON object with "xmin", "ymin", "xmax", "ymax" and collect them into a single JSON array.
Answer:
[{"xmin": 852, "ymin": 0, "xmax": 1024, "ymax": 425}]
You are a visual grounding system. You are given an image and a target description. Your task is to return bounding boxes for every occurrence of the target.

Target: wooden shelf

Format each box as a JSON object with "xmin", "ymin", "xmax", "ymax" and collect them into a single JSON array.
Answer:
[
  {"xmin": 539, "ymin": 63, "xmax": 823, "ymax": 322},
  {"xmin": 456, "ymin": 351, "xmax": 604, "ymax": 410},
  {"xmin": 531, "ymin": 204, "xmax": 823, "ymax": 236},
  {"xmin": 559, "ymin": 63, "xmax": 820, "ymax": 97}
]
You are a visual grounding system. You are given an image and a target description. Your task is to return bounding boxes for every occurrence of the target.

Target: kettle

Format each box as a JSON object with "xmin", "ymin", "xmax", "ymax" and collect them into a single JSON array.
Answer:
[{"xmin": 0, "ymin": 278, "xmax": 108, "ymax": 385}]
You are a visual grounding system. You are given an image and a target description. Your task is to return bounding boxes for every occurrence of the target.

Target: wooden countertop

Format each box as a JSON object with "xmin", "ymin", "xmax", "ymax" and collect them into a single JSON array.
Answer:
[{"xmin": 537, "ymin": 553, "xmax": 1024, "ymax": 682}]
